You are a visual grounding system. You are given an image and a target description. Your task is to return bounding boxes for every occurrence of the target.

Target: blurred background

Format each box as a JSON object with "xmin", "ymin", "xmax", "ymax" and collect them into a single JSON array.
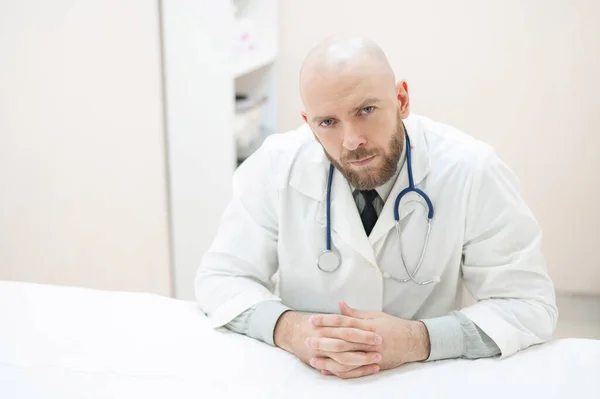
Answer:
[{"xmin": 0, "ymin": 1, "xmax": 598, "ymax": 339}]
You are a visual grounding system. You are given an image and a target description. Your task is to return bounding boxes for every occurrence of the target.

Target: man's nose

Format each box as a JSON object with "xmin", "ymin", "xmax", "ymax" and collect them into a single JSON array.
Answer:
[{"xmin": 342, "ymin": 124, "xmax": 366, "ymax": 151}]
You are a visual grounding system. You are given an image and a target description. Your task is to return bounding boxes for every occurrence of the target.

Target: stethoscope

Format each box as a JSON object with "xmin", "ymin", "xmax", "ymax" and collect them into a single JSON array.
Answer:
[{"xmin": 316, "ymin": 130, "xmax": 436, "ymax": 285}]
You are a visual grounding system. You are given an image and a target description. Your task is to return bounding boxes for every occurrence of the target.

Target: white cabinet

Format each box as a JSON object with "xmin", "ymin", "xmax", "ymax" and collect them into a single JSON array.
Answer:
[
  {"xmin": 232, "ymin": 0, "xmax": 280, "ymax": 165},
  {"xmin": 162, "ymin": 0, "xmax": 279, "ymax": 299}
]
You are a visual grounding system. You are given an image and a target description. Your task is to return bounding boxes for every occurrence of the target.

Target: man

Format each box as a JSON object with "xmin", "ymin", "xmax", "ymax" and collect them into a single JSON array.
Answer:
[{"xmin": 195, "ymin": 36, "xmax": 557, "ymax": 379}]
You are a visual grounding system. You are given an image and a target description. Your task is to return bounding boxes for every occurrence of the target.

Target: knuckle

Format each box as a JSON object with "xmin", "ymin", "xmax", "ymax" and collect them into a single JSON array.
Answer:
[
  {"xmin": 333, "ymin": 341, "xmax": 345, "ymax": 352},
  {"xmin": 341, "ymin": 329, "xmax": 352, "ymax": 341},
  {"xmin": 327, "ymin": 352, "xmax": 339, "ymax": 362},
  {"xmin": 335, "ymin": 353, "xmax": 350, "ymax": 364},
  {"xmin": 316, "ymin": 327, "xmax": 330, "ymax": 338},
  {"xmin": 329, "ymin": 352, "xmax": 343, "ymax": 364},
  {"xmin": 335, "ymin": 361, "xmax": 348, "ymax": 371}
]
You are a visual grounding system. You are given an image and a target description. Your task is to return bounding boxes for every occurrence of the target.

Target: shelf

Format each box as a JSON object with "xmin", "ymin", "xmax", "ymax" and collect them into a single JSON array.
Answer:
[{"xmin": 234, "ymin": 51, "xmax": 276, "ymax": 78}]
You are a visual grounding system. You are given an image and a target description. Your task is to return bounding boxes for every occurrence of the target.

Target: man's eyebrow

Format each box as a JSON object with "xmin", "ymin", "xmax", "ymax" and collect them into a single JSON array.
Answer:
[
  {"xmin": 311, "ymin": 98, "xmax": 381, "ymax": 124},
  {"xmin": 312, "ymin": 114, "xmax": 335, "ymax": 124},
  {"xmin": 350, "ymin": 98, "xmax": 380, "ymax": 114}
]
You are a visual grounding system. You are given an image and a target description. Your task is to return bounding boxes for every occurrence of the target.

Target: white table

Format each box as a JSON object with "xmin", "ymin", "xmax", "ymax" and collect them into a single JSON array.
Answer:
[{"xmin": 1, "ymin": 281, "xmax": 599, "ymax": 399}]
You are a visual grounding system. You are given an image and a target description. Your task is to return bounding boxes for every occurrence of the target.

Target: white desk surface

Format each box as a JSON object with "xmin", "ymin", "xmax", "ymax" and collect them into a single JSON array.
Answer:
[{"xmin": 1, "ymin": 281, "xmax": 599, "ymax": 399}]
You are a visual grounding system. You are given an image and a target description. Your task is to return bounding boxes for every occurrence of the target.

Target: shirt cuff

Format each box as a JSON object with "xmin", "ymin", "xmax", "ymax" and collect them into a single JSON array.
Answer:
[
  {"xmin": 420, "ymin": 315, "xmax": 464, "ymax": 361},
  {"xmin": 246, "ymin": 300, "xmax": 292, "ymax": 346}
]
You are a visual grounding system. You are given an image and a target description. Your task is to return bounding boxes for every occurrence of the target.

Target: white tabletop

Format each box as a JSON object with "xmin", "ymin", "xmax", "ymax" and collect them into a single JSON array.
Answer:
[{"xmin": 1, "ymin": 281, "xmax": 599, "ymax": 399}]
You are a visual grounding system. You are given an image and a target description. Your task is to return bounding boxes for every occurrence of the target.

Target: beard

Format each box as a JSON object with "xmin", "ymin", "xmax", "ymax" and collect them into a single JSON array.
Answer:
[{"xmin": 324, "ymin": 113, "xmax": 405, "ymax": 191}]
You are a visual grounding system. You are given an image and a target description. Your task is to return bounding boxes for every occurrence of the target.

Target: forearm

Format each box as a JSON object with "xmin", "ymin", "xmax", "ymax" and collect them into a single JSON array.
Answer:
[
  {"xmin": 404, "ymin": 320, "xmax": 431, "ymax": 363},
  {"xmin": 273, "ymin": 310, "xmax": 304, "ymax": 352}
]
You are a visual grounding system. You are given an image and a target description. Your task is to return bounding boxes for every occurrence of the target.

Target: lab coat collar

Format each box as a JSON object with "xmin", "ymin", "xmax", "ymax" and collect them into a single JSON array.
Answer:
[{"xmin": 289, "ymin": 113, "xmax": 431, "ymax": 267}]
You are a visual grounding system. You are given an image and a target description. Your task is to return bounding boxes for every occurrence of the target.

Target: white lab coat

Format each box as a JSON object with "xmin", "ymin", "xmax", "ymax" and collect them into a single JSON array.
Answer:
[{"xmin": 195, "ymin": 114, "xmax": 557, "ymax": 358}]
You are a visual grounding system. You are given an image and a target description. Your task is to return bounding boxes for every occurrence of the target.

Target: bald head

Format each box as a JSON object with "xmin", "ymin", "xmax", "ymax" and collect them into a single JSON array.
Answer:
[
  {"xmin": 299, "ymin": 36, "xmax": 396, "ymax": 101},
  {"xmin": 298, "ymin": 36, "xmax": 411, "ymax": 190}
]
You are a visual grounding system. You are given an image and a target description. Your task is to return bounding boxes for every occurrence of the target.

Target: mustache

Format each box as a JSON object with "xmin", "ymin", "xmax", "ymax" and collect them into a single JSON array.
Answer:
[{"xmin": 341, "ymin": 147, "xmax": 378, "ymax": 162}]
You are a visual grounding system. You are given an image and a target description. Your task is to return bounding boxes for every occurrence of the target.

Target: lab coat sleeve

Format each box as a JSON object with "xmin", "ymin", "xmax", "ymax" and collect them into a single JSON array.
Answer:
[
  {"xmin": 458, "ymin": 147, "xmax": 558, "ymax": 358},
  {"xmin": 225, "ymin": 301, "xmax": 292, "ymax": 345},
  {"xmin": 422, "ymin": 312, "xmax": 500, "ymax": 361},
  {"xmin": 195, "ymin": 138, "xmax": 285, "ymax": 329}
]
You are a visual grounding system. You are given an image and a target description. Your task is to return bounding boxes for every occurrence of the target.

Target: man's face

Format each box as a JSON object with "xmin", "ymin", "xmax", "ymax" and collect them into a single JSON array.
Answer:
[{"xmin": 301, "ymin": 69, "xmax": 410, "ymax": 190}]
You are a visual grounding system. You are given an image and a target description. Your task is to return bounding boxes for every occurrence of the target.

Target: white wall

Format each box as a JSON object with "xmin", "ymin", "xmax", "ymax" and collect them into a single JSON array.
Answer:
[
  {"xmin": 0, "ymin": 1, "xmax": 172, "ymax": 295},
  {"xmin": 278, "ymin": 0, "xmax": 600, "ymax": 295}
]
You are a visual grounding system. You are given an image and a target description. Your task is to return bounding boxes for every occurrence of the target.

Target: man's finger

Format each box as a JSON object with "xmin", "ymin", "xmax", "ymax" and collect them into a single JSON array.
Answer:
[
  {"xmin": 306, "ymin": 337, "xmax": 379, "ymax": 353},
  {"xmin": 330, "ymin": 364, "xmax": 380, "ymax": 380},
  {"xmin": 310, "ymin": 357, "xmax": 358, "ymax": 373},
  {"xmin": 318, "ymin": 327, "xmax": 381, "ymax": 345},
  {"xmin": 328, "ymin": 350, "xmax": 382, "ymax": 366},
  {"xmin": 311, "ymin": 314, "xmax": 364, "ymax": 329}
]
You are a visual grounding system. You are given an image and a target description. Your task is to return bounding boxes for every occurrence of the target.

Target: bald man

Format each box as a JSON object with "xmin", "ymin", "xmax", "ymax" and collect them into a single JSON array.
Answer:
[{"xmin": 195, "ymin": 36, "xmax": 557, "ymax": 379}]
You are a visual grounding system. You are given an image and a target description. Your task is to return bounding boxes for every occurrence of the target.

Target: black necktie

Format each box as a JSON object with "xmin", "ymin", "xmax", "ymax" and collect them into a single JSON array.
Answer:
[{"xmin": 360, "ymin": 190, "xmax": 379, "ymax": 236}]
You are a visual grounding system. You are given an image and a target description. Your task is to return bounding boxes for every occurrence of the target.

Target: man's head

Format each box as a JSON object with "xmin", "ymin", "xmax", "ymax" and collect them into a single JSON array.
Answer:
[{"xmin": 299, "ymin": 36, "xmax": 410, "ymax": 190}]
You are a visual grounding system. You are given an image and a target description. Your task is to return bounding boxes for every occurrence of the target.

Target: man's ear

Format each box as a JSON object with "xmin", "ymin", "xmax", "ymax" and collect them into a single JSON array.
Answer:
[
  {"xmin": 396, "ymin": 80, "xmax": 411, "ymax": 119},
  {"xmin": 301, "ymin": 112, "xmax": 320, "ymax": 142}
]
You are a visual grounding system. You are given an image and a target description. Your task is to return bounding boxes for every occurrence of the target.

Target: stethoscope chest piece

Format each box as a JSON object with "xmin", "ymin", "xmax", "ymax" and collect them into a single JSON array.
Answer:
[{"xmin": 317, "ymin": 249, "xmax": 341, "ymax": 272}]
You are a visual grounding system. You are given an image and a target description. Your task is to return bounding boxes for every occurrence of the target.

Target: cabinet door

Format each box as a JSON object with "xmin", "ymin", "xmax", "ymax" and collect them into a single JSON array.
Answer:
[{"xmin": 161, "ymin": 0, "xmax": 236, "ymax": 300}]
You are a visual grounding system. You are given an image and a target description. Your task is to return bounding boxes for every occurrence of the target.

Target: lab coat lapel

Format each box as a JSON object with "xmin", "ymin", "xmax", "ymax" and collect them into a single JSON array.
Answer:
[
  {"xmin": 368, "ymin": 115, "xmax": 431, "ymax": 245},
  {"xmin": 289, "ymin": 135, "xmax": 377, "ymax": 267},
  {"xmin": 327, "ymin": 167, "xmax": 378, "ymax": 266}
]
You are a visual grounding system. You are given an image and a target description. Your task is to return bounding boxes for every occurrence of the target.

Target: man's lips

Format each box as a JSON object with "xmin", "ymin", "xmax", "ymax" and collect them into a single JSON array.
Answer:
[{"xmin": 349, "ymin": 155, "xmax": 376, "ymax": 166}]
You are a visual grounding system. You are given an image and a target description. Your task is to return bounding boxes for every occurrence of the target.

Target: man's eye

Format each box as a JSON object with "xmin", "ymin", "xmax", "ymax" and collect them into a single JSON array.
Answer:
[
  {"xmin": 362, "ymin": 106, "xmax": 374, "ymax": 114},
  {"xmin": 319, "ymin": 119, "xmax": 334, "ymax": 127}
]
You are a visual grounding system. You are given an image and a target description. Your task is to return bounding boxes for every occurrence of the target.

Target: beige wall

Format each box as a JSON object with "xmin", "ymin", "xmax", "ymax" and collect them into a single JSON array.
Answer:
[
  {"xmin": 0, "ymin": 1, "xmax": 172, "ymax": 295},
  {"xmin": 278, "ymin": 0, "xmax": 600, "ymax": 295}
]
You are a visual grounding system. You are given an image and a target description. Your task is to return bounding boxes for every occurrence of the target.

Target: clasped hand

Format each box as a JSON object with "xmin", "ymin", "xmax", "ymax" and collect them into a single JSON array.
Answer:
[{"xmin": 274, "ymin": 301, "xmax": 430, "ymax": 379}]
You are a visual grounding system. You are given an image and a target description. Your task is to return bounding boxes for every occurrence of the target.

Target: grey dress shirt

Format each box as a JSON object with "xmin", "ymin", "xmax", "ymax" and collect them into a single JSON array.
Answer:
[{"xmin": 223, "ymin": 145, "xmax": 501, "ymax": 361}]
